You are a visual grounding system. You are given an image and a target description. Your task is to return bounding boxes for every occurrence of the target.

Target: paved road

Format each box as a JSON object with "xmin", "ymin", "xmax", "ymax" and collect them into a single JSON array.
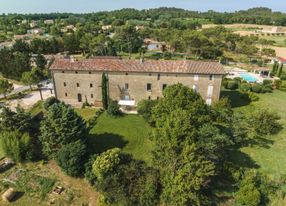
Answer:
[{"xmin": 0, "ymin": 85, "xmax": 30, "ymax": 99}]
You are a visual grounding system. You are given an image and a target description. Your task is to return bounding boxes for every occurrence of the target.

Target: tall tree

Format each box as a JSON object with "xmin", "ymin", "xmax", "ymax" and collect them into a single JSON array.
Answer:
[
  {"xmin": 0, "ymin": 79, "xmax": 13, "ymax": 98},
  {"xmin": 101, "ymin": 72, "xmax": 109, "ymax": 109},
  {"xmin": 40, "ymin": 102, "xmax": 87, "ymax": 157}
]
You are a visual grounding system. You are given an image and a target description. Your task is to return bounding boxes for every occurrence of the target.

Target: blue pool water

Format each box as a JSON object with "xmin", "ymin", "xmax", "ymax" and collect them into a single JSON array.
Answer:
[{"xmin": 239, "ymin": 73, "xmax": 257, "ymax": 82}]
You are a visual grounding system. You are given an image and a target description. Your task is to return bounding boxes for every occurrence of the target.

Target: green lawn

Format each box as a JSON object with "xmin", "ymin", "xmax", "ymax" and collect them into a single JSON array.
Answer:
[
  {"xmin": 88, "ymin": 113, "xmax": 153, "ymax": 163},
  {"xmin": 259, "ymin": 36, "xmax": 286, "ymax": 47},
  {"xmin": 229, "ymin": 90, "xmax": 286, "ymax": 178},
  {"xmin": 75, "ymin": 108, "xmax": 97, "ymax": 121}
]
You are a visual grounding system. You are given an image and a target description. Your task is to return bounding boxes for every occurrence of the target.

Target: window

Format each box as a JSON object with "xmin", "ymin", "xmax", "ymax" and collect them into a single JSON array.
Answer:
[
  {"xmin": 207, "ymin": 85, "xmax": 213, "ymax": 97},
  {"xmin": 63, "ymin": 82, "xmax": 66, "ymax": 87},
  {"xmin": 193, "ymin": 84, "xmax": 198, "ymax": 92},
  {"xmin": 125, "ymin": 73, "xmax": 128, "ymax": 75},
  {"xmin": 62, "ymin": 71, "xmax": 65, "ymax": 73},
  {"xmin": 89, "ymin": 72, "xmax": 92, "ymax": 74},
  {"xmin": 147, "ymin": 83, "xmax": 152, "ymax": 91},
  {"xmin": 90, "ymin": 83, "xmax": 93, "ymax": 88},
  {"xmin": 148, "ymin": 96, "xmax": 151, "ymax": 100},
  {"xmin": 91, "ymin": 94, "xmax": 94, "ymax": 98},
  {"xmin": 157, "ymin": 74, "xmax": 160, "ymax": 80},
  {"xmin": 209, "ymin": 75, "xmax": 213, "ymax": 80},
  {"xmin": 206, "ymin": 98, "xmax": 212, "ymax": 105},
  {"xmin": 76, "ymin": 83, "xmax": 80, "ymax": 87},
  {"xmin": 75, "ymin": 71, "xmax": 78, "ymax": 74},
  {"xmin": 162, "ymin": 84, "xmax": 167, "ymax": 91},
  {"xmin": 125, "ymin": 83, "xmax": 129, "ymax": 90},
  {"xmin": 148, "ymin": 73, "xmax": 152, "ymax": 76},
  {"xmin": 194, "ymin": 74, "xmax": 199, "ymax": 81},
  {"xmin": 65, "ymin": 92, "xmax": 67, "ymax": 97},
  {"xmin": 157, "ymin": 96, "xmax": 160, "ymax": 100}
]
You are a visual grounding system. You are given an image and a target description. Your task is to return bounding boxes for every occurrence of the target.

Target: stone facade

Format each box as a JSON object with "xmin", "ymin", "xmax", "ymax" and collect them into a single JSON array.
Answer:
[{"xmin": 52, "ymin": 70, "xmax": 223, "ymax": 106}]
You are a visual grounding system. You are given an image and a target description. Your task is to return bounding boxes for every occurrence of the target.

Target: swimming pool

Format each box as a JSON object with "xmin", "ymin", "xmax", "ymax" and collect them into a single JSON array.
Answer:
[{"xmin": 239, "ymin": 73, "xmax": 258, "ymax": 82}]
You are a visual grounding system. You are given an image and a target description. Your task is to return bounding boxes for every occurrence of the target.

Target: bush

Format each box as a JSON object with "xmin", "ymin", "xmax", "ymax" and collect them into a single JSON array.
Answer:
[
  {"xmin": 280, "ymin": 81, "xmax": 286, "ymax": 91},
  {"xmin": 280, "ymin": 74, "xmax": 286, "ymax": 80},
  {"xmin": 274, "ymin": 79, "xmax": 282, "ymax": 89},
  {"xmin": 235, "ymin": 179, "xmax": 261, "ymax": 206},
  {"xmin": 245, "ymin": 91, "xmax": 259, "ymax": 102},
  {"xmin": 226, "ymin": 81, "xmax": 239, "ymax": 90},
  {"xmin": 43, "ymin": 97, "xmax": 59, "ymax": 110},
  {"xmin": 235, "ymin": 170, "xmax": 262, "ymax": 206},
  {"xmin": 55, "ymin": 140, "xmax": 88, "ymax": 177},
  {"xmin": 251, "ymin": 109, "xmax": 281, "ymax": 136},
  {"xmin": 137, "ymin": 100, "xmax": 158, "ymax": 123},
  {"xmin": 262, "ymin": 79, "xmax": 272, "ymax": 86},
  {"xmin": 251, "ymin": 84, "xmax": 263, "ymax": 93},
  {"xmin": 0, "ymin": 131, "xmax": 31, "ymax": 162},
  {"xmin": 240, "ymin": 83, "xmax": 252, "ymax": 92},
  {"xmin": 107, "ymin": 100, "xmax": 121, "ymax": 116}
]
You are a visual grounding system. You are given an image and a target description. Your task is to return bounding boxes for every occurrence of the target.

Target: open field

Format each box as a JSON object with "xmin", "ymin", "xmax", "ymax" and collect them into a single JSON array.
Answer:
[
  {"xmin": 259, "ymin": 36, "xmax": 286, "ymax": 47},
  {"xmin": 224, "ymin": 90, "xmax": 286, "ymax": 178}
]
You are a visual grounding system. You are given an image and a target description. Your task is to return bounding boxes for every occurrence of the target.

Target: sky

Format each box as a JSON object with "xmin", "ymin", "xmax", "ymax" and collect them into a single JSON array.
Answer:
[{"xmin": 0, "ymin": 0, "xmax": 285, "ymax": 14}]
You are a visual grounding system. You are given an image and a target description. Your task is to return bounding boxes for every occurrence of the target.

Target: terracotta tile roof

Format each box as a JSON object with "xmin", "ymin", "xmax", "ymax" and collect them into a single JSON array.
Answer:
[{"xmin": 50, "ymin": 58, "xmax": 225, "ymax": 75}]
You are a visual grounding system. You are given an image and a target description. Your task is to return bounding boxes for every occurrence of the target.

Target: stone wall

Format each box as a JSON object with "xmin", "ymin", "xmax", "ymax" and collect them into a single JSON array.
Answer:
[{"xmin": 52, "ymin": 70, "xmax": 223, "ymax": 106}]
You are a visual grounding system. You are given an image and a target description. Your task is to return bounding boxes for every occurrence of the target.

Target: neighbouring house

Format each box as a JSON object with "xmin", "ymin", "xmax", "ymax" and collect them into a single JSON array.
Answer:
[
  {"xmin": 144, "ymin": 38, "xmax": 170, "ymax": 52},
  {"xmin": 50, "ymin": 57, "xmax": 224, "ymax": 108},
  {"xmin": 101, "ymin": 25, "xmax": 112, "ymax": 30},
  {"xmin": 27, "ymin": 28, "xmax": 43, "ymax": 35},
  {"xmin": 44, "ymin": 20, "xmax": 54, "ymax": 25},
  {"xmin": 271, "ymin": 57, "xmax": 286, "ymax": 64}
]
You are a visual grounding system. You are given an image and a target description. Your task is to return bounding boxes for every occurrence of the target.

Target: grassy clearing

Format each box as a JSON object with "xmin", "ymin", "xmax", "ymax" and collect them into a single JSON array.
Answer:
[
  {"xmin": 75, "ymin": 107, "xmax": 97, "ymax": 121},
  {"xmin": 88, "ymin": 112, "xmax": 153, "ymax": 164},
  {"xmin": 259, "ymin": 35, "xmax": 286, "ymax": 47},
  {"xmin": 225, "ymin": 90, "xmax": 286, "ymax": 178}
]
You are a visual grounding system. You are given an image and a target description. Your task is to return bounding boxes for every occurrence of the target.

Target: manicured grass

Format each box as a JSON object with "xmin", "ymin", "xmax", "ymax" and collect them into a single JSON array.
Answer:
[
  {"xmin": 75, "ymin": 108, "xmax": 97, "ymax": 121},
  {"xmin": 88, "ymin": 113, "xmax": 153, "ymax": 163},
  {"xmin": 28, "ymin": 100, "xmax": 43, "ymax": 117},
  {"xmin": 229, "ymin": 90, "xmax": 286, "ymax": 178}
]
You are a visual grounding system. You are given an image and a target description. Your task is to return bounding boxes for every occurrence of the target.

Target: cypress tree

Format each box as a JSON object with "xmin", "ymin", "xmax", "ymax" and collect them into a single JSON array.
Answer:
[
  {"xmin": 272, "ymin": 61, "xmax": 277, "ymax": 74},
  {"xmin": 101, "ymin": 72, "xmax": 108, "ymax": 109},
  {"xmin": 277, "ymin": 63, "xmax": 283, "ymax": 77}
]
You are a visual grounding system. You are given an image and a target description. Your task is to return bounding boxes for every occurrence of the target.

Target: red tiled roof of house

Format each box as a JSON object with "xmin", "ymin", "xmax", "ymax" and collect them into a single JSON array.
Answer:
[
  {"xmin": 277, "ymin": 57, "xmax": 286, "ymax": 62},
  {"xmin": 50, "ymin": 58, "xmax": 225, "ymax": 75}
]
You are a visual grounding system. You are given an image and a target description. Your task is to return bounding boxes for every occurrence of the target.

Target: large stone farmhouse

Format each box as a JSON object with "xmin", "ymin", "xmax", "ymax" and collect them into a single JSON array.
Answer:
[{"xmin": 50, "ymin": 57, "xmax": 224, "ymax": 107}]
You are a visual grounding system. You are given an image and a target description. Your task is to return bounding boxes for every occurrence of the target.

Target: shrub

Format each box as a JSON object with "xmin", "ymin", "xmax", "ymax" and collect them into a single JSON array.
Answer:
[
  {"xmin": 251, "ymin": 109, "xmax": 281, "ymax": 135},
  {"xmin": 251, "ymin": 84, "xmax": 263, "ymax": 93},
  {"xmin": 226, "ymin": 81, "xmax": 239, "ymax": 90},
  {"xmin": 246, "ymin": 91, "xmax": 259, "ymax": 102},
  {"xmin": 137, "ymin": 100, "xmax": 158, "ymax": 123},
  {"xmin": 107, "ymin": 100, "xmax": 121, "ymax": 116},
  {"xmin": 262, "ymin": 79, "xmax": 272, "ymax": 86},
  {"xmin": 280, "ymin": 74, "xmax": 286, "ymax": 80},
  {"xmin": 240, "ymin": 83, "xmax": 252, "ymax": 92},
  {"xmin": 55, "ymin": 140, "xmax": 88, "ymax": 177},
  {"xmin": 43, "ymin": 97, "xmax": 59, "ymax": 110},
  {"xmin": 0, "ymin": 131, "xmax": 31, "ymax": 162},
  {"xmin": 235, "ymin": 179, "xmax": 261, "ymax": 206},
  {"xmin": 274, "ymin": 79, "xmax": 282, "ymax": 89},
  {"xmin": 280, "ymin": 81, "xmax": 286, "ymax": 91}
]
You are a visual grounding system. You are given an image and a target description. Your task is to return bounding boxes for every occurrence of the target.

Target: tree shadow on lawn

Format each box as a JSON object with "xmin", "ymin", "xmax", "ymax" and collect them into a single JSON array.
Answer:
[
  {"xmin": 220, "ymin": 90, "xmax": 251, "ymax": 108},
  {"xmin": 245, "ymin": 136, "xmax": 275, "ymax": 149},
  {"xmin": 88, "ymin": 133, "xmax": 128, "ymax": 154},
  {"xmin": 229, "ymin": 149, "xmax": 259, "ymax": 169}
]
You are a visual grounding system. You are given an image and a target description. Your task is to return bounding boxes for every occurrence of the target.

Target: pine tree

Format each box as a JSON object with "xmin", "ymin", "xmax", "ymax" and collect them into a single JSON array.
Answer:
[{"xmin": 101, "ymin": 72, "xmax": 109, "ymax": 109}]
